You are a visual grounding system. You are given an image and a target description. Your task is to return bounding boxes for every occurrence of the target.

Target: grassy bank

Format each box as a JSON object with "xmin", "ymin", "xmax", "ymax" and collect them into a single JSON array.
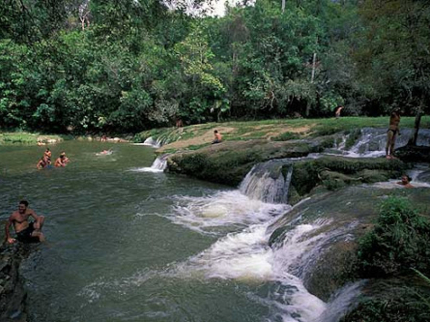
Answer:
[
  {"xmin": 0, "ymin": 132, "xmax": 63, "ymax": 145},
  {"xmin": 135, "ymin": 116, "xmax": 430, "ymax": 152}
]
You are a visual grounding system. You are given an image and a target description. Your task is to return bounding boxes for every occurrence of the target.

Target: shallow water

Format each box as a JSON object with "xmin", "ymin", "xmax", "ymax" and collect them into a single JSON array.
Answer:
[{"xmin": 0, "ymin": 142, "xmax": 324, "ymax": 322}]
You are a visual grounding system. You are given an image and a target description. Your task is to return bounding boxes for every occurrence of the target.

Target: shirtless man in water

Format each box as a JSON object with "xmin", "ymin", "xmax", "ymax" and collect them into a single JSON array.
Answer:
[
  {"xmin": 36, "ymin": 156, "xmax": 50, "ymax": 169},
  {"xmin": 54, "ymin": 154, "xmax": 66, "ymax": 167},
  {"xmin": 397, "ymin": 175, "xmax": 414, "ymax": 188},
  {"xmin": 5, "ymin": 200, "xmax": 45, "ymax": 243}
]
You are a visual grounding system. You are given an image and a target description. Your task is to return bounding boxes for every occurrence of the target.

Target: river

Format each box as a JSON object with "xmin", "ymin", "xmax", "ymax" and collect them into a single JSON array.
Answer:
[{"xmin": 1, "ymin": 141, "xmax": 325, "ymax": 322}]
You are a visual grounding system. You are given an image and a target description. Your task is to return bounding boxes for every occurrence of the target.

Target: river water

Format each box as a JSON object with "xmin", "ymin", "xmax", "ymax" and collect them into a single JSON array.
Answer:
[{"xmin": 0, "ymin": 142, "xmax": 326, "ymax": 322}]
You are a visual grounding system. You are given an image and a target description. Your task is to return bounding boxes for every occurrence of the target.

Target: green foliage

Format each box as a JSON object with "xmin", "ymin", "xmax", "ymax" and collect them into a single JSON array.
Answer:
[
  {"xmin": 357, "ymin": 197, "xmax": 430, "ymax": 277},
  {"xmin": 341, "ymin": 293, "xmax": 430, "ymax": 322},
  {"xmin": 0, "ymin": 0, "xmax": 429, "ymax": 134}
]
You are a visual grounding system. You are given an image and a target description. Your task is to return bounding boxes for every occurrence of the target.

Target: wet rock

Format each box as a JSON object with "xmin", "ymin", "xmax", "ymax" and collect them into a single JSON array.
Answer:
[
  {"xmin": 288, "ymin": 156, "xmax": 406, "ymax": 202},
  {"xmin": 0, "ymin": 243, "xmax": 31, "ymax": 322},
  {"xmin": 268, "ymin": 186, "xmax": 430, "ymax": 301},
  {"xmin": 396, "ymin": 144, "xmax": 430, "ymax": 162},
  {"xmin": 167, "ymin": 136, "xmax": 337, "ymax": 186}
]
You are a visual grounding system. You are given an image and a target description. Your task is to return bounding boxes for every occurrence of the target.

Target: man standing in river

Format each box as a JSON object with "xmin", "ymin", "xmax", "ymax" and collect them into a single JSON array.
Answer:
[{"xmin": 5, "ymin": 200, "xmax": 46, "ymax": 244}]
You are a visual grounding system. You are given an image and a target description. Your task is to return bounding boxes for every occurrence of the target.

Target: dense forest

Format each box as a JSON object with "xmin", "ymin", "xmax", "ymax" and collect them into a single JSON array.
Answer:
[{"xmin": 1, "ymin": 0, "xmax": 429, "ymax": 134}]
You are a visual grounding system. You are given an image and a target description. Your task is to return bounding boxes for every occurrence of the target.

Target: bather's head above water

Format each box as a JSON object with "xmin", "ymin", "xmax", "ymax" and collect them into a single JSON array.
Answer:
[{"xmin": 397, "ymin": 175, "xmax": 413, "ymax": 188}]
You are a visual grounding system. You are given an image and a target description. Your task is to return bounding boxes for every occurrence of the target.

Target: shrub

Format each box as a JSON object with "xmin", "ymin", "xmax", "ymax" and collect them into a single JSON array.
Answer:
[{"xmin": 357, "ymin": 197, "xmax": 430, "ymax": 277}]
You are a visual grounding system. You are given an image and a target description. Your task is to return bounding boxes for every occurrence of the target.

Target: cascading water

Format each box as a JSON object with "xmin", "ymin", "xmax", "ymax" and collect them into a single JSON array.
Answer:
[
  {"xmin": 239, "ymin": 160, "xmax": 293, "ymax": 204},
  {"xmin": 332, "ymin": 127, "xmax": 430, "ymax": 158},
  {"xmin": 140, "ymin": 136, "xmax": 163, "ymax": 148},
  {"xmin": 130, "ymin": 155, "xmax": 168, "ymax": 172},
  {"xmin": 161, "ymin": 162, "xmax": 364, "ymax": 321}
]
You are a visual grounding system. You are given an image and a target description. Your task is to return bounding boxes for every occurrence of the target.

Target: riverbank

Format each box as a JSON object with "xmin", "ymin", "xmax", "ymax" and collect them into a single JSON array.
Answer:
[
  {"xmin": 135, "ymin": 116, "xmax": 430, "ymax": 153},
  {"xmin": 0, "ymin": 132, "xmax": 63, "ymax": 145},
  {"xmin": 0, "ymin": 132, "xmax": 131, "ymax": 145}
]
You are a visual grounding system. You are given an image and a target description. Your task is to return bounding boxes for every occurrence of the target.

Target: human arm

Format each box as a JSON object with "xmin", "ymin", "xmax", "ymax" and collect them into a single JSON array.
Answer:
[
  {"xmin": 29, "ymin": 211, "xmax": 43, "ymax": 229},
  {"xmin": 5, "ymin": 216, "xmax": 16, "ymax": 244}
]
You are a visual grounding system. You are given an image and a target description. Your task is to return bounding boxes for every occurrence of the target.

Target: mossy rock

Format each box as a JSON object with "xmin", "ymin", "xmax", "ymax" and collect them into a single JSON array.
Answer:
[
  {"xmin": 290, "ymin": 156, "xmax": 406, "ymax": 198},
  {"xmin": 304, "ymin": 240, "xmax": 358, "ymax": 301},
  {"xmin": 167, "ymin": 138, "xmax": 330, "ymax": 186},
  {"xmin": 341, "ymin": 276, "xmax": 430, "ymax": 322}
]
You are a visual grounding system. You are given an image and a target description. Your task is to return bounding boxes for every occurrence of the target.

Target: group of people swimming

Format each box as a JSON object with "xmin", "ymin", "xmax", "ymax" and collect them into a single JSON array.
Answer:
[{"xmin": 36, "ymin": 148, "xmax": 70, "ymax": 169}]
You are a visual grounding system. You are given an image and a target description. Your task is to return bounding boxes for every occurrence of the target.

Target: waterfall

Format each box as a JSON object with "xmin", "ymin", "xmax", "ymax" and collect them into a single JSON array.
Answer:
[
  {"xmin": 239, "ymin": 160, "xmax": 293, "ymax": 204},
  {"xmin": 137, "ymin": 136, "xmax": 162, "ymax": 148},
  {"xmin": 335, "ymin": 127, "xmax": 430, "ymax": 158},
  {"xmin": 129, "ymin": 155, "xmax": 168, "ymax": 173},
  {"xmin": 314, "ymin": 281, "xmax": 365, "ymax": 322}
]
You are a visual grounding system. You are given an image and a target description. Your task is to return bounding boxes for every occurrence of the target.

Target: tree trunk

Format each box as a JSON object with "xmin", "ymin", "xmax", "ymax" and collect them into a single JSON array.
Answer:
[
  {"xmin": 282, "ymin": 0, "xmax": 286, "ymax": 13},
  {"xmin": 305, "ymin": 52, "xmax": 317, "ymax": 117},
  {"xmin": 409, "ymin": 107, "xmax": 422, "ymax": 146}
]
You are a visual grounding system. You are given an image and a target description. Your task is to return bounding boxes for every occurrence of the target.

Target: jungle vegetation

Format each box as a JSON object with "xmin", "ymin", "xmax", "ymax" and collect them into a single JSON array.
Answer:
[{"xmin": 1, "ymin": 0, "xmax": 429, "ymax": 134}]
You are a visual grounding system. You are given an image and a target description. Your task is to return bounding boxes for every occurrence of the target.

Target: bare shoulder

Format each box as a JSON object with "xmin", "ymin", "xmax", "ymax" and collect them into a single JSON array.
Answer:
[
  {"xmin": 27, "ymin": 208, "xmax": 37, "ymax": 216},
  {"xmin": 9, "ymin": 211, "xmax": 19, "ymax": 220}
]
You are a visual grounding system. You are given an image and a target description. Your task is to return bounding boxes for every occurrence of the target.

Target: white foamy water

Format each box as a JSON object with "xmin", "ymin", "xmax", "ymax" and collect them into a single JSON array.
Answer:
[
  {"xmin": 170, "ymin": 190, "xmax": 290, "ymax": 234},
  {"xmin": 133, "ymin": 136, "xmax": 162, "ymax": 148},
  {"xmin": 130, "ymin": 156, "xmax": 167, "ymax": 173},
  {"xmin": 332, "ymin": 128, "xmax": 430, "ymax": 158},
  {"xmin": 171, "ymin": 220, "xmax": 338, "ymax": 321},
  {"xmin": 372, "ymin": 180, "xmax": 430, "ymax": 189}
]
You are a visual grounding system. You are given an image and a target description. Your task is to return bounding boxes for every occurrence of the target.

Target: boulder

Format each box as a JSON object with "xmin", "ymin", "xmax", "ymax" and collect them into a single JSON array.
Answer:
[{"xmin": 0, "ymin": 243, "xmax": 30, "ymax": 322}]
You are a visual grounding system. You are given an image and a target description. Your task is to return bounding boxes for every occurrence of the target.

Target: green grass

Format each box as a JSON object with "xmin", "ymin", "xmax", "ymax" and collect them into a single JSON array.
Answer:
[
  {"xmin": 271, "ymin": 132, "xmax": 301, "ymax": 141},
  {"xmin": 134, "ymin": 116, "xmax": 430, "ymax": 150},
  {"xmin": 0, "ymin": 132, "xmax": 64, "ymax": 145}
]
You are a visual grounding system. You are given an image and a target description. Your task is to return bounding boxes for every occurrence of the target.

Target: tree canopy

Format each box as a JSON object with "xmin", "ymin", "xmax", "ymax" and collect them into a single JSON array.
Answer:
[{"xmin": 0, "ymin": 0, "xmax": 428, "ymax": 133}]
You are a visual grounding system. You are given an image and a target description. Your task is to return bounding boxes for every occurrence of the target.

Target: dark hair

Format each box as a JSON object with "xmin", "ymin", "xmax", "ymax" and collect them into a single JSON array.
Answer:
[
  {"xmin": 19, "ymin": 200, "xmax": 29, "ymax": 207},
  {"xmin": 402, "ymin": 175, "xmax": 412, "ymax": 182},
  {"xmin": 214, "ymin": 130, "xmax": 218, "ymax": 133}
]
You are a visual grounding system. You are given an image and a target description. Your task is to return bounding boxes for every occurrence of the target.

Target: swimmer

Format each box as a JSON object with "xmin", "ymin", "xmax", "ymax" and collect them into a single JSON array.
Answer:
[
  {"xmin": 36, "ymin": 156, "xmax": 49, "ymax": 169},
  {"xmin": 54, "ymin": 154, "xmax": 66, "ymax": 167},
  {"xmin": 60, "ymin": 152, "xmax": 70, "ymax": 164},
  {"xmin": 397, "ymin": 175, "xmax": 413, "ymax": 188},
  {"xmin": 44, "ymin": 148, "xmax": 52, "ymax": 164},
  {"xmin": 96, "ymin": 149, "xmax": 113, "ymax": 156}
]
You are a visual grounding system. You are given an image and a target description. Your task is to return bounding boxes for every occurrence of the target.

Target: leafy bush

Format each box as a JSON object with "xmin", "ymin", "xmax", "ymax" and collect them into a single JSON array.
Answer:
[{"xmin": 357, "ymin": 197, "xmax": 430, "ymax": 277}]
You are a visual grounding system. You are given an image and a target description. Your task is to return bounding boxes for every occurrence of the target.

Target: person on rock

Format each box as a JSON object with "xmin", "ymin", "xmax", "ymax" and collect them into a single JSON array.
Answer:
[
  {"xmin": 212, "ymin": 130, "xmax": 222, "ymax": 144},
  {"xmin": 5, "ymin": 200, "xmax": 46, "ymax": 244},
  {"xmin": 386, "ymin": 109, "xmax": 401, "ymax": 159}
]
